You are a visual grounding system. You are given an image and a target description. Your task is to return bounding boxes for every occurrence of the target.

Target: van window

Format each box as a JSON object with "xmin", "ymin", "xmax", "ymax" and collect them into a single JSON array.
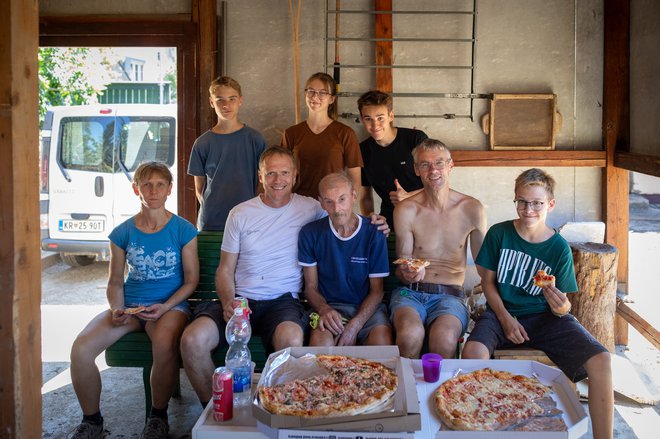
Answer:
[
  {"xmin": 58, "ymin": 115, "xmax": 175, "ymax": 174},
  {"xmin": 119, "ymin": 117, "xmax": 175, "ymax": 171},
  {"xmin": 59, "ymin": 117, "xmax": 114, "ymax": 172}
]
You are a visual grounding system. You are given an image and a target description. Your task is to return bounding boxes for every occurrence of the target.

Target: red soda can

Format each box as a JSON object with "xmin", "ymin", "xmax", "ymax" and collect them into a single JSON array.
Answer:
[{"xmin": 212, "ymin": 367, "xmax": 233, "ymax": 421}]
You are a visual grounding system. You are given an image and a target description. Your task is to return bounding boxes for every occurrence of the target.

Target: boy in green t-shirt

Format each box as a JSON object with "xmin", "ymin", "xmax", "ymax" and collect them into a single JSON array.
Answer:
[{"xmin": 462, "ymin": 168, "xmax": 613, "ymax": 439}]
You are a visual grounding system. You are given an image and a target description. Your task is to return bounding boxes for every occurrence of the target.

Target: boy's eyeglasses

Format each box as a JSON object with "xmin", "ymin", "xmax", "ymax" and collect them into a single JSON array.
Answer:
[
  {"xmin": 304, "ymin": 89, "xmax": 331, "ymax": 99},
  {"xmin": 513, "ymin": 200, "xmax": 545, "ymax": 211}
]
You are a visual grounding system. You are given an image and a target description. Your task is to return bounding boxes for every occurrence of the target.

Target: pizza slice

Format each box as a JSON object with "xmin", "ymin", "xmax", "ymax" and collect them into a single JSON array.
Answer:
[
  {"xmin": 533, "ymin": 269, "xmax": 555, "ymax": 288},
  {"xmin": 123, "ymin": 306, "xmax": 146, "ymax": 315},
  {"xmin": 393, "ymin": 257, "xmax": 430, "ymax": 271}
]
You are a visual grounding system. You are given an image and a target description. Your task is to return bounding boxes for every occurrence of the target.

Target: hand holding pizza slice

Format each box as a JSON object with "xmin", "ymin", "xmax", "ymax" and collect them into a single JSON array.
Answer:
[
  {"xmin": 123, "ymin": 305, "xmax": 146, "ymax": 315},
  {"xmin": 393, "ymin": 257, "xmax": 430, "ymax": 272}
]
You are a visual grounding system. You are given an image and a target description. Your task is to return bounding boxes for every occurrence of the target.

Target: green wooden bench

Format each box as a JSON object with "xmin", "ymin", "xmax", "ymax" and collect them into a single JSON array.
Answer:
[{"xmin": 105, "ymin": 231, "xmax": 401, "ymax": 418}]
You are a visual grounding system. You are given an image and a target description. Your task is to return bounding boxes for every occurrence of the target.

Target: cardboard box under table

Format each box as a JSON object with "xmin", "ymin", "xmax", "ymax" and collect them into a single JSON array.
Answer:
[
  {"xmin": 415, "ymin": 359, "xmax": 588, "ymax": 439},
  {"xmin": 253, "ymin": 346, "xmax": 421, "ymax": 433}
]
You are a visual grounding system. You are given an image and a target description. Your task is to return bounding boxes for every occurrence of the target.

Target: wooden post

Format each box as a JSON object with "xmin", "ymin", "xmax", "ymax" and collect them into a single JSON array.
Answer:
[
  {"xmin": 569, "ymin": 243, "xmax": 619, "ymax": 352},
  {"xmin": 192, "ymin": 0, "xmax": 218, "ymax": 226},
  {"xmin": 0, "ymin": 0, "xmax": 42, "ymax": 436},
  {"xmin": 603, "ymin": 0, "xmax": 630, "ymax": 345},
  {"xmin": 193, "ymin": 0, "xmax": 218, "ymax": 133},
  {"xmin": 375, "ymin": 0, "xmax": 393, "ymax": 93}
]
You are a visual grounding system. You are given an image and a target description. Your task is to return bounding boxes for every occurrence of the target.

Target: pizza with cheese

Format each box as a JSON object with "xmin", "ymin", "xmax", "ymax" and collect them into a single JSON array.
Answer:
[
  {"xmin": 393, "ymin": 257, "xmax": 430, "ymax": 271},
  {"xmin": 123, "ymin": 306, "xmax": 146, "ymax": 315},
  {"xmin": 533, "ymin": 269, "xmax": 556, "ymax": 288},
  {"xmin": 434, "ymin": 368, "xmax": 557, "ymax": 431},
  {"xmin": 258, "ymin": 355, "xmax": 398, "ymax": 418}
]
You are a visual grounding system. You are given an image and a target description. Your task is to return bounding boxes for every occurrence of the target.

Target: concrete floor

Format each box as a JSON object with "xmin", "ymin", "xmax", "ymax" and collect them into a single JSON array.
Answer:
[{"xmin": 41, "ymin": 203, "xmax": 660, "ymax": 438}]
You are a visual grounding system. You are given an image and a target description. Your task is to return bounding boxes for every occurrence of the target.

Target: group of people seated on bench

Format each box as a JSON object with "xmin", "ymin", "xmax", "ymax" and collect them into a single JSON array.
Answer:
[{"xmin": 68, "ymin": 74, "xmax": 613, "ymax": 439}]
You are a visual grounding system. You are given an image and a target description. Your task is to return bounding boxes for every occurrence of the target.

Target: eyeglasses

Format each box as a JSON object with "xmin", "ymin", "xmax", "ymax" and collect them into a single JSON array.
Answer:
[
  {"xmin": 415, "ymin": 159, "xmax": 451, "ymax": 172},
  {"xmin": 513, "ymin": 200, "xmax": 545, "ymax": 211},
  {"xmin": 304, "ymin": 88, "xmax": 331, "ymax": 99}
]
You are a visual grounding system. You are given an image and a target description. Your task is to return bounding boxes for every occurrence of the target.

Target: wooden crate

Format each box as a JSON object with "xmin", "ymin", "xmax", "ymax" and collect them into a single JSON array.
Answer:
[
  {"xmin": 483, "ymin": 93, "xmax": 560, "ymax": 150},
  {"xmin": 494, "ymin": 348, "xmax": 557, "ymax": 366}
]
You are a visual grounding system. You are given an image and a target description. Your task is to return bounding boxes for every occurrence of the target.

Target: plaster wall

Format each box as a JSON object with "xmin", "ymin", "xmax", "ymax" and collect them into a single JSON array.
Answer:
[
  {"xmin": 222, "ymin": 0, "xmax": 604, "ymax": 227},
  {"xmin": 40, "ymin": 0, "xmax": 605, "ymax": 228}
]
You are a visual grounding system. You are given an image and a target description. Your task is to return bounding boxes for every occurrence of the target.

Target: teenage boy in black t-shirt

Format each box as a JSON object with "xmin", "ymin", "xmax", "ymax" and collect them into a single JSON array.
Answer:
[{"xmin": 357, "ymin": 90, "xmax": 428, "ymax": 230}]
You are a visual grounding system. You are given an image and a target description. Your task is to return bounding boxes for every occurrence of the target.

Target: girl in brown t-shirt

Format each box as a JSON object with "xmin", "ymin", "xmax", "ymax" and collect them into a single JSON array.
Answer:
[{"xmin": 281, "ymin": 72, "xmax": 362, "ymax": 199}]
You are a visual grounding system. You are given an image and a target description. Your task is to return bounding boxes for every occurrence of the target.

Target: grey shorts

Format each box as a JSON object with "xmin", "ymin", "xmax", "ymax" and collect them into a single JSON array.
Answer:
[
  {"xmin": 389, "ymin": 287, "xmax": 469, "ymax": 333},
  {"xmin": 323, "ymin": 302, "xmax": 391, "ymax": 345},
  {"xmin": 468, "ymin": 309, "xmax": 609, "ymax": 382}
]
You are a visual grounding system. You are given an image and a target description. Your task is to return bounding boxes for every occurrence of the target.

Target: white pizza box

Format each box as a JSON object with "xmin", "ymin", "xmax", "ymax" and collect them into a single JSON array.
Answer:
[
  {"xmin": 252, "ymin": 345, "xmax": 421, "ymax": 432},
  {"xmin": 416, "ymin": 359, "xmax": 589, "ymax": 439},
  {"xmin": 256, "ymin": 422, "xmax": 415, "ymax": 439}
]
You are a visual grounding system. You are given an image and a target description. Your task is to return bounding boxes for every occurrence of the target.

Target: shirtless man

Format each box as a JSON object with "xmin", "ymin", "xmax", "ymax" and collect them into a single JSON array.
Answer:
[{"xmin": 391, "ymin": 138, "xmax": 487, "ymax": 359}]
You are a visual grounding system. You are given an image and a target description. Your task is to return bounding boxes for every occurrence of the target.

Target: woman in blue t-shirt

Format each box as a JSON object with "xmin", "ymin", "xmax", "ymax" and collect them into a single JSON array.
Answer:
[{"xmin": 69, "ymin": 162, "xmax": 199, "ymax": 439}]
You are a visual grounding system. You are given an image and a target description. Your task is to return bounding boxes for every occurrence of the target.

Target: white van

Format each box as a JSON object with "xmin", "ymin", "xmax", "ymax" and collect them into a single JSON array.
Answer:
[{"xmin": 40, "ymin": 104, "xmax": 178, "ymax": 266}]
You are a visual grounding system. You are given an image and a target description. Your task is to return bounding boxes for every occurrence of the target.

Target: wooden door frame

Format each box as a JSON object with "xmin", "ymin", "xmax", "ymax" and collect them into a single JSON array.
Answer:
[{"xmin": 39, "ymin": 16, "xmax": 200, "ymax": 223}]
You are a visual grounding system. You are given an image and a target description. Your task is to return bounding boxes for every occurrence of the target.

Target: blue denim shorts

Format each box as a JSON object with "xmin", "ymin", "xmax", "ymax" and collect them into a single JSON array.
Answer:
[
  {"xmin": 468, "ymin": 309, "xmax": 608, "ymax": 382},
  {"xmin": 324, "ymin": 302, "xmax": 391, "ymax": 345},
  {"xmin": 125, "ymin": 300, "xmax": 190, "ymax": 331},
  {"xmin": 389, "ymin": 287, "xmax": 469, "ymax": 332}
]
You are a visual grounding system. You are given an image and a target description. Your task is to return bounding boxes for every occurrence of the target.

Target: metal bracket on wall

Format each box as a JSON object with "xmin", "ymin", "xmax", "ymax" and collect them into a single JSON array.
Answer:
[{"xmin": 325, "ymin": 0, "xmax": 483, "ymax": 121}]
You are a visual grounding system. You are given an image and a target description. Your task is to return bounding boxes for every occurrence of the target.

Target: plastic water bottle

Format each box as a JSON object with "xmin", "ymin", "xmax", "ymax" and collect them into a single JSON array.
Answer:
[{"xmin": 225, "ymin": 306, "xmax": 252, "ymax": 406}]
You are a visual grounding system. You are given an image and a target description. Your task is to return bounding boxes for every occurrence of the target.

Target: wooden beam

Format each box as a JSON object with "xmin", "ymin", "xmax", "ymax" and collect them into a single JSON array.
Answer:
[
  {"xmin": 178, "ymin": 29, "xmax": 200, "ymax": 226},
  {"xmin": 192, "ymin": 0, "xmax": 218, "ymax": 228},
  {"xmin": 40, "ymin": 14, "xmax": 190, "ymax": 25},
  {"xmin": 374, "ymin": 0, "xmax": 393, "ymax": 93},
  {"xmin": 39, "ymin": 16, "xmax": 192, "ymax": 34},
  {"xmin": 616, "ymin": 301, "xmax": 660, "ymax": 350},
  {"xmin": 451, "ymin": 150, "xmax": 606, "ymax": 167},
  {"xmin": 602, "ymin": 0, "xmax": 630, "ymax": 348},
  {"xmin": 615, "ymin": 151, "xmax": 660, "ymax": 178},
  {"xmin": 193, "ymin": 0, "xmax": 218, "ymax": 133},
  {"xmin": 0, "ymin": 0, "xmax": 41, "ymax": 436}
]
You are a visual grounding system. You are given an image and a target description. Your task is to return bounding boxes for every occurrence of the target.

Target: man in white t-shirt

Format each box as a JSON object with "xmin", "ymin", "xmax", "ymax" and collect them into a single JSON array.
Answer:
[{"xmin": 181, "ymin": 146, "xmax": 389, "ymax": 408}]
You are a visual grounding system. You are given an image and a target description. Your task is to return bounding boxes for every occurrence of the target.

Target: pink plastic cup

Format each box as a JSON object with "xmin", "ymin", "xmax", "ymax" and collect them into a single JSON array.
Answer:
[{"xmin": 421, "ymin": 353, "xmax": 443, "ymax": 383}]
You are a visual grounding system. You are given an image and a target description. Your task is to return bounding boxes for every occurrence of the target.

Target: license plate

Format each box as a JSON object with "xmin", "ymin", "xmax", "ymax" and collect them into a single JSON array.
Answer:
[{"xmin": 58, "ymin": 219, "xmax": 105, "ymax": 232}]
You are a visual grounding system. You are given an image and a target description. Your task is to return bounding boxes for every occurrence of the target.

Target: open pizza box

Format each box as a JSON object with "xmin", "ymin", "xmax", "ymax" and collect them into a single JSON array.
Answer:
[
  {"xmin": 417, "ymin": 359, "xmax": 589, "ymax": 439},
  {"xmin": 252, "ymin": 345, "xmax": 421, "ymax": 432}
]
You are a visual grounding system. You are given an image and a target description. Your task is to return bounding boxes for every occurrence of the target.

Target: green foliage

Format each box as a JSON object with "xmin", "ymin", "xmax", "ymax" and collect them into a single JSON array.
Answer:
[{"xmin": 38, "ymin": 47, "xmax": 115, "ymax": 126}]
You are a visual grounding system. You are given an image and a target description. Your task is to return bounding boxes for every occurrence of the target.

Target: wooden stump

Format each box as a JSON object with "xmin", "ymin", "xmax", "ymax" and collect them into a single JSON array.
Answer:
[{"xmin": 569, "ymin": 242, "xmax": 618, "ymax": 352}]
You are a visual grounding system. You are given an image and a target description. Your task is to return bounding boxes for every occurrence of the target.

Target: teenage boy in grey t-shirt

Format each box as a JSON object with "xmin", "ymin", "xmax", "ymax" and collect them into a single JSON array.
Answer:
[{"xmin": 188, "ymin": 76, "xmax": 266, "ymax": 231}]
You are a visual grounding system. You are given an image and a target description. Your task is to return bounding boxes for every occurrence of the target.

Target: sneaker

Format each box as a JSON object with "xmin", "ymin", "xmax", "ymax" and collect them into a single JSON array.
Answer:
[
  {"xmin": 68, "ymin": 420, "xmax": 104, "ymax": 439},
  {"xmin": 140, "ymin": 416, "xmax": 169, "ymax": 439}
]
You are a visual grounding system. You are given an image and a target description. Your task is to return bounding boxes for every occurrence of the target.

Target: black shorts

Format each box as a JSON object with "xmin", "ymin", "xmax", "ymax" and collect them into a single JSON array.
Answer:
[
  {"xmin": 191, "ymin": 293, "xmax": 307, "ymax": 354},
  {"xmin": 248, "ymin": 293, "xmax": 308, "ymax": 352},
  {"xmin": 191, "ymin": 301, "xmax": 227, "ymax": 350},
  {"xmin": 467, "ymin": 309, "xmax": 608, "ymax": 382}
]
